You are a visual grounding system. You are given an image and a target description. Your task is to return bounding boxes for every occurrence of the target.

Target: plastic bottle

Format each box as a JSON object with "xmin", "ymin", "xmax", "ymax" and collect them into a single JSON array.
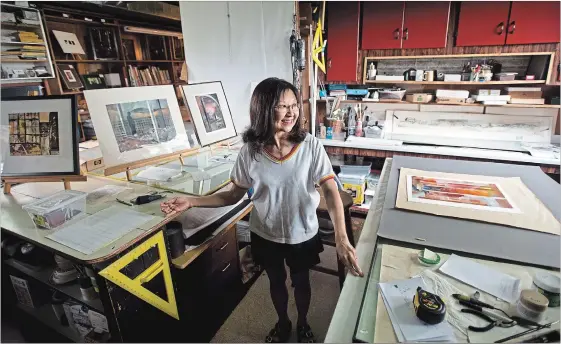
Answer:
[
  {"xmin": 348, "ymin": 114, "xmax": 356, "ymax": 136},
  {"xmin": 355, "ymin": 120, "xmax": 363, "ymax": 137}
]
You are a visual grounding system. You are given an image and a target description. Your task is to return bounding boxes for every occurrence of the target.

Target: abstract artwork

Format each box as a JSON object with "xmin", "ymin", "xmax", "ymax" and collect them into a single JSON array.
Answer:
[
  {"xmin": 195, "ymin": 94, "xmax": 226, "ymax": 133},
  {"xmin": 8, "ymin": 112, "xmax": 59, "ymax": 156},
  {"xmin": 1, "ymin": 96, "xmax": 80, "ymax": 177},
  {"xmin": 106, "ymin": 98, "xmax": 177, "ymax": 153},
  {"xmin": 181, "ymin": 81, "xmax": 236, "ymax": 146},
  {"xmin": 52, "ymin": 30, "xmax": 85, "ymax": 55},
  {"xmin": 407, "ymin": 175, "xmax": 520, "ymax": 213},
  {"xmin": 84, "ymin": 85, "xmax": 190, "ymax": 169}
]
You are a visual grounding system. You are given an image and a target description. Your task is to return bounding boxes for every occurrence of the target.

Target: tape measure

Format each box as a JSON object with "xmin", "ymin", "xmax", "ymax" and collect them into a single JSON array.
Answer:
[{"xmin": 413, "ymin": 287, "xmax": 446, "ymax": 325}]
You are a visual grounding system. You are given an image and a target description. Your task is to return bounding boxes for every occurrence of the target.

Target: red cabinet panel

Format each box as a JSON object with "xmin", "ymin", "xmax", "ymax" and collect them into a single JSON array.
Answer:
[
  {"xmin": 456, "ymin": 2, "xmax": 510, "ymax": 46},
  {"xmin": 402, "ymin": 2, "xmax": 450, "ymax": 49},
  {"xmin": 506, "ymin": 2, "xmax": 560, "ymax": 45},
  {"xmin": 326, "ymin": 1, "xmax": 360, "ymax": 81},
  {"xmin": 362, "ymin": 2, "xmax": 404, "ymax": 50}
]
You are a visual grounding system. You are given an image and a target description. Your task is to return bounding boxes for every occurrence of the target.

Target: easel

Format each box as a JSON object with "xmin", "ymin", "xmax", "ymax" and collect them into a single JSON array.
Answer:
[
  {"xmin": 2, "ymin": 174, "xmax": 88, "ymax": 195},
  {"xmin": 104, "ymin": 148, "xmax": 200, "ymax": 182}
]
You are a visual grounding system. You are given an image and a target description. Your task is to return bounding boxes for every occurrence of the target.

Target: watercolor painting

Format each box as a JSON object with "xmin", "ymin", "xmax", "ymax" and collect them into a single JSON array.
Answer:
[
  {"xmin": 195, "ymin": 93, "xmax": 226, "ymax": 133},
  {"xmin": 407, "ymin": 175, "xmax": 520, "ymax": 213},
  {"xmin": 9, "ymin": 112, "xmax": 59, "ymax": 156}
]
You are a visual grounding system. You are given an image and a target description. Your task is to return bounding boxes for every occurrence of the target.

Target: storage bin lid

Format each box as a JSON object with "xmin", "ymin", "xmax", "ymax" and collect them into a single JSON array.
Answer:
[
  {"xmin": 22, "ymin": 190, "xmax": 87, "ymax": 215},
  {"xmin": 534, "ymin": 271, "xmax": 560, "ymax": 293},
  {"xmin": 339, "ymin": 164, "xmax": 371, "ymax": 177}
]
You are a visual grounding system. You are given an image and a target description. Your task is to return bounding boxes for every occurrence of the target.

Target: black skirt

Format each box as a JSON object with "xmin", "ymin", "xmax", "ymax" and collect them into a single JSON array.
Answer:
[{"xmin": 251, "ymin": 231, "xmax": 324, "ymax": 273}]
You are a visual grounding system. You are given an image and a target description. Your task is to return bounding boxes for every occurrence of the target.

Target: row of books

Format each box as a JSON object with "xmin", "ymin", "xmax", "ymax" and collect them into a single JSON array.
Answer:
[
  {"xmin": 17, "ymin": 31, "xmax": 44, "ymax": 44},
  {"xmin": 127, "ymin": 65, "xmax": 172, "ymax": 87},
  {"xmin": 2, "ymin": 44, "xmax": 47, "ymax": 60}
]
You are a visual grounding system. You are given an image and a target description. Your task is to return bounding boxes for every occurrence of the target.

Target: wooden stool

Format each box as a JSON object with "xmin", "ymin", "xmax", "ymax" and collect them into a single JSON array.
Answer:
[{"xmin": 313, "ymin": 189, "xmax": 355, "ymax": 289}]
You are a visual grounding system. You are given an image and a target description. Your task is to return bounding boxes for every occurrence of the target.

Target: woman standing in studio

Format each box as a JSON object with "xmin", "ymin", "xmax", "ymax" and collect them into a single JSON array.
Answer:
[{"xmin": 161, "ymin": 77, "xmax": 362, "ymax": 343}]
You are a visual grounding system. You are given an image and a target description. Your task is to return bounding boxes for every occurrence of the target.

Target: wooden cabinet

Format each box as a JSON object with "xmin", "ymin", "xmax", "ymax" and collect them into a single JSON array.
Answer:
[
  {"xmin": 402, "ymin": 2, "xmax": 450, "ymax": 49},
  {"xmin": 506, "ymin": 1, "xmax": 560, "ymax": 45},
  {"xmin": 457, "ymin": 1, "xmax": 560, "ymax": 46},
  {"xmin": 456, "ymin": 2, "xmax": 510, "ymax": 47},
  {"xmin": 362, "ymin": 2, "xmax": 404, "ymax": 50},
  {"xmin": 360, "ymin": 1, "xmax": 450, "ymax": 50},
  {"xmin": 326, "ymin": 1, "xmax": 360, "ymax": 82}
]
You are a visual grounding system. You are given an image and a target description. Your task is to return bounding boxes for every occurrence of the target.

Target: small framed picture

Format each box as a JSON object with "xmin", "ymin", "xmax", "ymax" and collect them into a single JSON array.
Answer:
[
  {"xmin": 81, "ymin": 74, "xmax": 106, "ymax": 90},
  {"xmin": 88, "ymin": 27, "xmax": 119, "ymax": 60},
  {"xmin": 57, "ymin": 64, "xmax": 83, "ymax": 89}
]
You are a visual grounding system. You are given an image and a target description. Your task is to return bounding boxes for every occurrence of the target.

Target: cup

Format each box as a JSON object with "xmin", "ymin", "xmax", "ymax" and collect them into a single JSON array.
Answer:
[
  {"xmin": 423, "ymin": 70, "xmax": 434, "ymax": 82},
  {"xmin": 415, "ymin": 69, "xmax": 424, "ymax": 82}
]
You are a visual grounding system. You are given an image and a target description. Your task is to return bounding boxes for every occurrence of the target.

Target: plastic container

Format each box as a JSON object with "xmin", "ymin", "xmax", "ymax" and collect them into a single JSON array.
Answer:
[
  {"xmin": 533, "ymin": 271, "xmax": 560, "ymax": 307},
  {"xmin": 338, "ymin": 164, "xmax": 371, "ymax": 205},
  {"xmin": 516, "ymin": 289, "xmax": 549, "ymax": 322},
  {"xmin": 378, "ymin": 88, "xmax": 406, "ymax": 100},
  {"xmin": 23, "ymin": 190, "xmax": 87, "ymax": 229},
  {"xmin": 364, "ymin": 126, "xmax": 382, "ymax": 139}
]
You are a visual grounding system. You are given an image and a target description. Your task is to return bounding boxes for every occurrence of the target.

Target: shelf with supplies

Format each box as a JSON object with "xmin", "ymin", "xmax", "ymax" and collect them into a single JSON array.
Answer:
[
  {"xmin": 316, "ymin": 98, "xmax": 561, "ymax": 109},
  {"xmin": 362, "ymin": 52, "xmax": 557, "ymax": 85},
  {"xmin": 1, "ymin": 4, "xmax": 55, "ymax": 83},
  {"xmin": 54, "ymin": 59, "xmax": 124, "ymax": 63}
]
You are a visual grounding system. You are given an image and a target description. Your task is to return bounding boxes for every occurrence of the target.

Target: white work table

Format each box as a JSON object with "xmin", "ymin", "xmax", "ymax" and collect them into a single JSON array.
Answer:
[
  {"xmin": 320, "ymin": 139, "xmax": 560, "ymax": 167},
  {"xmin": 325, "ymin": 158, "xmax": 561, "ymax": 343}
]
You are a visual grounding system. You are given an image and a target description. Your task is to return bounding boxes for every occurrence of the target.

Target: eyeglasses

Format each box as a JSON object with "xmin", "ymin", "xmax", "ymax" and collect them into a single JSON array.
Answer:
[{"xmin": 275, "ymin": 103, "xmax": 300, "ymax": 113}]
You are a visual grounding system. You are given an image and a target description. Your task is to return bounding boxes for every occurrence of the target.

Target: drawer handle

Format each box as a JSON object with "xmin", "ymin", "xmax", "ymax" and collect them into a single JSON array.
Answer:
[
  {"xmin": 508, "ymin": 21, "xmax": 516, "ymax": 34},
  {"xmin": 403, "ymin": 28, "xmax": 408, "ymax": 40},
  {"xmin": 217, "ymin": 242, "xmax": 229, "ymax": 251},
  {"xmin": 496, "ymin": 22, "xmax": 505, "ymax": 35},
  {"xmin": 222, "ymin": 263, "xmax": 231, "ymax": 272},
  {"xmin": 393, "ymin": 28, "xmax": 400, "ymax": 40}
]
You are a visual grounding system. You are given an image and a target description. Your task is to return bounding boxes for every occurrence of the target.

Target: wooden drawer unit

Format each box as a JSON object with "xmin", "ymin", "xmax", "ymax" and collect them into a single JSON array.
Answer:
[{"xmin": 209, "ymin": 226, "xmax": 238, "ymax": 274}]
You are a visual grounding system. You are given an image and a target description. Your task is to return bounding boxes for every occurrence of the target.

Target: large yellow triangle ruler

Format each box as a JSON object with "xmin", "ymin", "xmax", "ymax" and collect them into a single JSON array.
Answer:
[
  {"xmin": 312, "ymin": 19, "xmax": 326, "ymax": 74},
  {"xmin": 99, "ymin": 231, "xmax": 179, "ymax": 320}
]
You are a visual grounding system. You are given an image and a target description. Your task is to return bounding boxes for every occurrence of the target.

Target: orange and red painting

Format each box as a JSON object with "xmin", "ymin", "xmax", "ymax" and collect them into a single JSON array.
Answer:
[{"xmin": 407, "ymin": 175, "xmax": 519, "ymax": 213}]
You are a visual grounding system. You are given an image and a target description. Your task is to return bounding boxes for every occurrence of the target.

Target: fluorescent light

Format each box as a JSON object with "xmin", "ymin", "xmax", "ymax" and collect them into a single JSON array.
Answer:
[{"xmin": 123, "ymin": 26, "xmax": 183, "ymax": 38}]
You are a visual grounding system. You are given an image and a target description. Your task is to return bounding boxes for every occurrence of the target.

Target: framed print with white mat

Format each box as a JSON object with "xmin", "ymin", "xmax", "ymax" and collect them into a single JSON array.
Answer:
[
  {"xmin": 181, "ymin": 81, "xmax": 236, "ymax": 146},
  {"xmin": 84, "ymin": 85, "xmax": 190, "ymax": 169},
  {"xmin": 396, "ymin": 168, "xmax": 561, "ymax": 235},
  {"xmin": 1, "ymin": 95, "xmax": 80, "ymax": 177}
]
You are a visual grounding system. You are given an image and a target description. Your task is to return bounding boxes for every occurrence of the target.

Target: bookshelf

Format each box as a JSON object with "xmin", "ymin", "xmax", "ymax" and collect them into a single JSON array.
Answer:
[{"xmin": 0, "ymin": 3, "xmax": 55, "ymax": 83}]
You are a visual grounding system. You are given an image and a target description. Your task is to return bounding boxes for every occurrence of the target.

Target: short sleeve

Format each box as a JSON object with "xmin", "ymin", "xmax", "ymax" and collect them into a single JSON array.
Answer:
[
  {"xmin": 312, "ymin": 137, "xmax": 335, "ymax": 186},
  {"xmin": 230, "ymin": 146, "xmax": 252, "ymax": 189}
]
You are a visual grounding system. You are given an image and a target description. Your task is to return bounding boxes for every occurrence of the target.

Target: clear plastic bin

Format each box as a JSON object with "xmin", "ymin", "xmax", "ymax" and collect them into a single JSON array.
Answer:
[{"xmin": 22, "ymin": 190, "xmax": 87, "ymax": 229}]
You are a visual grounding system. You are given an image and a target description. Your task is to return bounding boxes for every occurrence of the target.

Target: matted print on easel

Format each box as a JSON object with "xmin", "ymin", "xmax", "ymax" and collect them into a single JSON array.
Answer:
[
  {"xmin": 84, "ymin": 85, "xmax": 190, "ymax": 169},
  {"xmin": 1, "ymin": 96, "xmax": 80, "ymax": 177},
  {"xmin": 181, "ymin": 81, "xmax": 236, "ymax": 146}
]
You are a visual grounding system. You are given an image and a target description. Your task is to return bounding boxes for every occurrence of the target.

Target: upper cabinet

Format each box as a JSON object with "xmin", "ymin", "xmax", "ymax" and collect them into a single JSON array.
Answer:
[
  {"xmin": 457, "ymin": 1, "xmax": 560, "ymax": 47},
  {"xmin": 326, "ymin": 1, "xmax": 360, "ymax": 82},
  {"xmin": 402, "ymin": 2, "xmax": 450, "ymax": 49},
  {"xmin": 361, "ymin": 1, "xmax": 450, "ymax": 50},
  {"xmin": 506, "ymin": 2, "xmax": 560, "ymax": 45},
  {"xmin": 362, "ymin": 2, "xmax": 404, "ymax": 50},
  {"xmin": 456, "ymin": 2, "xmax": 510, "ymax": 46}
]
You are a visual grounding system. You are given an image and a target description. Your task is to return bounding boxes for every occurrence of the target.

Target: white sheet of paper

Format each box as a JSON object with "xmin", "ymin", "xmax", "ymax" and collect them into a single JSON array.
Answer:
[
  {"xmin": 136, "ymin": 166, "xmax": 182, "ymax": 182},
  {"xmin": 47, "ymin": 206, "xmax": 154, "ymax": 254},
  {"xmin": 178, "ymin": 198, "xmax": 246, "ymax": 238},
  {"xmin": 379, "ymin": 277, "xmax": 455, "ymax": 342},
  {"xmin": 79, "ymin": 140, "xmax": 99, "ymax": 149},
  {"xmin": 86, "ymin": 185, "xmax": 131, "ymax": 204},
  {"xmin": 439, "ymin": 254, "xmax": 521, "ymax": 303}
]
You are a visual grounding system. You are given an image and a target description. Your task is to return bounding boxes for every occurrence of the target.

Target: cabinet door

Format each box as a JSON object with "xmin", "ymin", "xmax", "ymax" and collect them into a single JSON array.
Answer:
[
  {"xmin": 402, "ymin": 1, "xmax": 450, "ymax": 49},
  {"xmin": 506, "ymin": 1, "xmax": 560, "ymax": 45},
  {"xmin": 326, "ymin": 1, "xmax": 360, "ymax": 82},
  {"xmin": 362, "ymin": 1, "xmax": 404, "ymax": 50},
  {"xmin": 456, "ymin": 2, "xmax": 510, "ymax": 46}
]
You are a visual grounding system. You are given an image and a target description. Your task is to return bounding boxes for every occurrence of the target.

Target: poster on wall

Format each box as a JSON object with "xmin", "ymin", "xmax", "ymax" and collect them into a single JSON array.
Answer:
[
  {"xmin": 84, "ymin": 85, "xmax": 190, "ymax": 169},
  {"xmin": 1, "ymin": 96, "xmax": 80, "ymax": 177},
  {"xmin": 181, "ymin": 81, "xmax": 236, "ymax": 146}
]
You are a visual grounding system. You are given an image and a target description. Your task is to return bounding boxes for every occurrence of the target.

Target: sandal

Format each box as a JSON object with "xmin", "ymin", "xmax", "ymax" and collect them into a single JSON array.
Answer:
[
  {"xmin": 297, "ymin": 324, "xmax": 316, "ymax": 343},
  {"xmin": 265, "ymin": 321, "xmax": 292, "ymax": 343}
]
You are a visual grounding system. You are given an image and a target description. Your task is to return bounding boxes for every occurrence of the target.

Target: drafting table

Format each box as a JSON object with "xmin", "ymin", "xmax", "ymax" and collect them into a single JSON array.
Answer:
[{"xmin": 325, "ymin": 158, "xmax": 561, "ymax": 343}]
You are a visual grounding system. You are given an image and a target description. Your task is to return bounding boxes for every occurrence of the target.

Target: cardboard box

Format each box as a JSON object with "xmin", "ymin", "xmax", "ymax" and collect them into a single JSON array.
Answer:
[
  {"xmin": 406, "ymin": 93, "xmax": 434, "ymax": 103},
  {"xmin": 444, "ymin": 74, "xmax": 462, "ymax": 82},
  {"xmin": 505, "ymin": 87, "xmax": 542, "ymax": 99},
  {"xmin": 509, "ymin": 98, "xmax": 546, "ymax": 105},
  {"xmin": 436, "ymin": 89, "xmax": 469, "ymax": 99},
  {"xmin": 477, "ymin": 89, "xmax": 501, "ymax": 96},
  {"xmin": 84, "ymin": 157, "xmax": 104, "ymax": 172},
  {"xmin": 436, "ymin": 97, "xmax": 469, "ymax": 104}
]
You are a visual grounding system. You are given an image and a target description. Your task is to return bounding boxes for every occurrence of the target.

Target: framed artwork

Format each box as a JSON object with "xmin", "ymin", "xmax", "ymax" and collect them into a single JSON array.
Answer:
[
  {"xmin": 1, "ymin": 96, "xmax": 80, "ymax": 177},
  {"xmin": 181, "ymin": 81, "xmax": 236, "ymax": 146},
  {"xmin": 84, "ymin": 85, "xmax": 190, "ymax": 168},
  {"xmin": 57, "ymin": 64, "xmax": 83, "ymax": 89},
  {"xmin": 88, "ymin": 27, "xmax": 119, "ymax": 60},
  {"xmin": 396, "ymin": 168, "xmax": 561, "ymax": 235},
  {"xmin": 122, "ymin": 34, "xmax": 143, "ymax": 61},
  {"xmin": 146, "ymin": 35, "xmax": 167, "ymax": 60},
  {"xmin": 52, "ymin": 30, "xmax": 85, "ymax": 55},
  {"xmin": 81, "ymin": 74, "xmax": 106, "ymax": 90}
]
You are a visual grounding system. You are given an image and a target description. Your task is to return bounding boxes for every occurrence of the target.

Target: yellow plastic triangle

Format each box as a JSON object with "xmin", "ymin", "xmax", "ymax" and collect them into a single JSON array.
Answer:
[
  {"xmin": 312, "ymin": 20, "xmax": 326, "ymax": 74},
  {"xmin": 99, "ymin": 231, "xmax": 179, "ymax": 320}
]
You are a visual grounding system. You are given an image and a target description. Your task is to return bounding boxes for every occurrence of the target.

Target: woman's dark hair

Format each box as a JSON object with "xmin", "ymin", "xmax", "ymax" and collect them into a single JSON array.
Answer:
[{"xmin": 243, "ymin": 77, "xmax": 306, "ymax": 160}]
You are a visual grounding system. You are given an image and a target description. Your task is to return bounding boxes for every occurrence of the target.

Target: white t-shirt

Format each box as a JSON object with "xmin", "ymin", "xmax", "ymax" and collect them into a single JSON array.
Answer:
[{"xmin": 230, "ymin": 133, "xmax": 335, "ymax": 244}]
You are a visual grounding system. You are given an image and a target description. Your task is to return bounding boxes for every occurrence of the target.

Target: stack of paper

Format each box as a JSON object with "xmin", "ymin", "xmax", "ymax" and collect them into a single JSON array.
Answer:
[
  {"xmin": 136, "ymin": 166, "xmax": 183, "ymax": 182},
  {"xmin": 379, "ymin": 277, "xmax": 456, "ymax": 342}
]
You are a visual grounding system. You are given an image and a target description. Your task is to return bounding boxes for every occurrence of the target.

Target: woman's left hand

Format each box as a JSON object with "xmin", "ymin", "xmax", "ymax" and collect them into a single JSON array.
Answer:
[{"xmin": 336, "ymin": 238, "xmax": 364, "ymax": 277}]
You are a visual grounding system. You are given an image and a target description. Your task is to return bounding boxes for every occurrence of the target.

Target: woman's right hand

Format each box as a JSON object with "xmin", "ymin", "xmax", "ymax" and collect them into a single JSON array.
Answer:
[{"xmin": 160, "ymin": 197, "xmax": 193, "ymax": 215}]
